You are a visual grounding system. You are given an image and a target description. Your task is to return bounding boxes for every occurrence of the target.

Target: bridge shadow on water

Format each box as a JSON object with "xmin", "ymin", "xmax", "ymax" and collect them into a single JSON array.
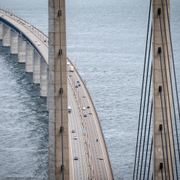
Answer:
[{"xmin": 0, "ymin": 40, "xmax": 49, "ymax": 179}]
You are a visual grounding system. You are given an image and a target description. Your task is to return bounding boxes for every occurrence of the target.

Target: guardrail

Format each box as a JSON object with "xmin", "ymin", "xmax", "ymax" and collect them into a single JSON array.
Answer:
[{"xmin": 0, "ymin": 8, "xmax": 48, "ymax": 47}]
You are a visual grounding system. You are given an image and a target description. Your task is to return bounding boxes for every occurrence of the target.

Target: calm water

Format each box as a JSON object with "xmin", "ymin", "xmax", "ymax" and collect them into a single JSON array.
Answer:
[{"xmin": 0, "ymin": 0, "xmax": 180, "ymax": 179}]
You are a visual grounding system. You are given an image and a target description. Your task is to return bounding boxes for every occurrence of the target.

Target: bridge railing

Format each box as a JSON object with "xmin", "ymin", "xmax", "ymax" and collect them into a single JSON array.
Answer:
[
  {"xmin": 0, "ymin": 8, "xmax": 48, "ymax": 47},
  {"xmin": 68, "ymin": 58, "xmax": 114, "ymax": 179}
]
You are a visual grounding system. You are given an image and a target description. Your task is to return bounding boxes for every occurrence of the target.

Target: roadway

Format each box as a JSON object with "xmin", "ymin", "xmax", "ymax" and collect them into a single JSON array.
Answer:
[{"xmin": 67, "ymin": 60, "xmax": 114, "ymax": 180}]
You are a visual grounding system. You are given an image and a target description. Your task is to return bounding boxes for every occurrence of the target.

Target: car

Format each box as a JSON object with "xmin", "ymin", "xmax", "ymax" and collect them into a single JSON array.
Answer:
[
  {"xmin": 75, "ymin": 85, "xmax": 78, "ymax": 88},
  {"xmin": 84, "ymin": 115, "xmax": 87, "ymax": 117},
  {"xmin": 72, "ymin": 130, "xmax": 75, "ymax": 133},
  {"xmin": 83, "ymin": 107, "xmax": 86, "ymax": 110},
  {"xmin": 89, "ymin": 112, "xmax": 92, "ymax": 115},
  {"xmin": 67, "ymin": 62, "xmax": 70, "ymax": 66},
  {"xmin": 70, "ymin": 66, "xmax": 74, "ymax": 72},
  {"xmin": 77, "ymin": 81, "xmax": 80, "ymax": 83},
  {"xmin": 99, "ymin": 157, "xmax": 103, "ymax": 160},
  {"xmin": 69, "ymin": 74, "xmax": 72, "ymax": 77},
  {"xmin": 38, "ymin": 42, "xmax": 40, "ymax": 46},
  {"xmin": 44, "ymin": 40, "xmax": 46, "ymax": 42},
  {"xmin": 78, "ymin": 84, "xmax": 81, "ymax": 86},
  {"xmin": 68, "ymin": 106, "xmax": 71, "ymax": 113},
  {"xmin": 83, "ymin": 96, "xmax": 86, "ymax": 98},
  {"xmin": 74, "ymin": 136, "xmax": 78, "ymax": 140},
  {"xmin": 74, "ymin": 156, "xmax": 78, "ymax": 160},
  {"xmin": 87, "ymin": 106, "xmax": 90, "ymax": 109}
]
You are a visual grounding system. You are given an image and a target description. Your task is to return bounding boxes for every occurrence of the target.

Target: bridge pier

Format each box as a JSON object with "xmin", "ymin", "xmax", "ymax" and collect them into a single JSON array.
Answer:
[
  {"xmin": 26, "ymin": 42, "xmax": 34, "ymax": 73},
  {"xmin": 18, "ymin": 36, "xmax": 26, "ymax": 63},
  {"xmin": 10, "ymin": 29, "xmax": 18, "ymax": 54},
  {"xmin": 33, "ymin": 50, "xmax": 40, "ymax": 84},
  {"xmin": 2, "ymin": 24, "xmax": 10, "ymax": 47},
  {"xmin": 0, "ymin": 22, "xmax": 2, "ymax": 40},
  {"xmin": 40, "ymin": 59, "xmax": 48, "ymax": 97},
  {"xmin": 153, "ymin": 0, "xmax": 173, "ymax": 179}
]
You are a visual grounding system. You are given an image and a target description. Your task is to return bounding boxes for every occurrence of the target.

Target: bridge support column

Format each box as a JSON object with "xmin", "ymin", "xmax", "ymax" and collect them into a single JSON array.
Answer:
[
  {"xmin": 26, "ymin": 42, "xmax": 34, "ymax": 72},
  {"xmin": 33, "ymin": 50, "xmax": 40, "ymax": 84},
  {"xmin": 10, "ymin": 30, "xmax": 18, "ymax": 54},
  {"xmin": 18, "ymin": 36, "xmax": 26, "ymax": 63},
  {"xmin": 40, "ymin": 59, "xmax": 48, "ymax": 97},
  {"xmin": 2, "ymin": 24, "xmax": 10, "ymax": 47},
  {"xmin": 0, "ymin": 22, "xmax": 2, "ymax": 40},
  {"xmin": 153, "ymin": 0, "xmax": 173, "ymax": 179},
  {"xmin": 48, "ymin": 0, "xmax": 70, "ymax": 179}
]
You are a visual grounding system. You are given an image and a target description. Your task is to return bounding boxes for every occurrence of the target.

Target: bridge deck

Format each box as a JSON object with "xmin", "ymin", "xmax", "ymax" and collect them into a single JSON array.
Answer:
[{"xmin": 0, "ymin": 9, "xmax": 114, "ymax": 180}]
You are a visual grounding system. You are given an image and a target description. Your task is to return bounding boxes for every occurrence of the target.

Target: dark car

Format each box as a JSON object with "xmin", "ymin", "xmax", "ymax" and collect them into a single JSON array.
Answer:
[
  {"xmin": 75, "ymin": 85, "xmax": 78, "ymax": 88},
  {"xmin": 72, "ymin": 130, "xmax": 75, "ymax": 133},
  {"xmin": 78, "ymin": 84, "xmax": 81, "ymax": 86},
  {"xmin": 84, "ymin": 115, "xmax": 87, "ymax": 117},
  {"xmin": 87, "ymin": 106, "xmax": 90, "ymax": 109},
  {"xmin": 74, "ymin": 156, "xmax": 78, "ymax": 160}
]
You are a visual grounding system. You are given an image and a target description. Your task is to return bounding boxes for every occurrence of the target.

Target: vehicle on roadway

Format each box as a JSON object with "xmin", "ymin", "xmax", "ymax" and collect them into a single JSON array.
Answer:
[
  {"xmin": 67, "ymin": 62, "xmax": 70, "ymax": 66},
  {"xmin": 70, "ymin": 66, "xmax": 74, "ymax": 72},
  {"xmin": 74, "ymin": 156, "xmax": 78, "ymax": 160},
  {"xmin": 72, "ymin": 130, "xmax": 75, "ymax": 133},
  {"xmin": 89, "ymin": 112, "xmax": 92, "ymax": 115},
  {"xmin": 78, "ymin": 84, "xmax": 81, "ymax": 86},
  {"xmin": 84, "ymin": 114, "xmax": 87, "ymax": 117},
  {"xmin": 68, "ymin": 106, "xmax": 71, "ymax": 113},
  {"xmin": 87, "ymin": 106, "xmax": 90, "ymax": 108},
  {"xmin": 74, "ymin": 136, "xmax": 78, "ymax": 140},
  {"xmin": 83, "ymin": 107, "xmax": 86, "ymax": 110}
]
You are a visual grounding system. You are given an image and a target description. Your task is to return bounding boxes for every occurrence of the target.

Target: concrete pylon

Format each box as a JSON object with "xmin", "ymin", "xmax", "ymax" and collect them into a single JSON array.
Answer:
[
  {"xmin": 48, "ymin": 0, "xmax": 69, "ymax": 179},
  {"xmin": 10, "ymin": 29, "xmax": 18, "ymax": 54},
  {"xmin": 2, "ymin": 24, "xmax": 10, "ymax": 47},
  {"xmin": 153, "ymin": 0, "xmax": 173, "ymax": 179},
  {"xmin": 18, "ymin": 36, "xmax": 26, "ymax": 63},
  {"xmin": 40, "ymin": 59, "xmax": 48, "ymax": 97},
  {"xmin": 0, "ymin": 22, "xmax": 2, "ymax": 40}
]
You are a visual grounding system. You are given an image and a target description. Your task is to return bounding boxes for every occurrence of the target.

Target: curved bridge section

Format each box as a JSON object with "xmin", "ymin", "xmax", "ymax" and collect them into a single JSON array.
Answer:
[
  {"xmin": 0, "ymin": 8, "xmax": 114, "ymax": 180},
  {"xmin": 0, "ymin": 9, "xmax": 48, "ymax": 97}
]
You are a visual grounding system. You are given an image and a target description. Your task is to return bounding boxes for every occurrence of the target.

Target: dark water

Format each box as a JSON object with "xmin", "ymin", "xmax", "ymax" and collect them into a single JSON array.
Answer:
[{"xmin": 0, "ymin": 0, "xmax": 180, "ymax": 179}]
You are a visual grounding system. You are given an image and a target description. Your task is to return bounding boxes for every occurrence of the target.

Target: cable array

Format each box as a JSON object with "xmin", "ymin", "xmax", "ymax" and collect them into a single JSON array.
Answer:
[
  {"xmin": 133, "ymin": 0, "xmax": 180, "ymax": 179},
  {"xmin": 133, "ymin": 0, "xmax": 153, "ymax": 179}
]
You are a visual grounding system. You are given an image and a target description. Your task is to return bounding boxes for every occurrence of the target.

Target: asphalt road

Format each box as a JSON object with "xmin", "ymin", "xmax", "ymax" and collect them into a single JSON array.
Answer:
[{"xmin": 67, "ymin": 61, "xmax": 114, "ymax": 180}]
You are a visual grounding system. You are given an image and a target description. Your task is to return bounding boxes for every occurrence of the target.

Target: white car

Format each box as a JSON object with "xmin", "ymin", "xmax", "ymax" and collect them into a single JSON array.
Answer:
[
  {"xmin": 83, "ymin": 107, "xmax": 86, "ymax": 110},
  {"xmin": 70, "ymin": 66, "xmax": 74, "ymax": 72}
]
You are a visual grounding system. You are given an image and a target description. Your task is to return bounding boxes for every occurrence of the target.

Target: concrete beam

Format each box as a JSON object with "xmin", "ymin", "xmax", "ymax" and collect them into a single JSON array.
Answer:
[
  {"xmin": 10, "ymin": 29, "xmax": 18, "ymax": 54},
  {"xmin": 2, "ymin": 23, "xmax": 10, "ymax": 47},
  {"xmin": 26, "ymin": 42, "xmax": 34, "ymax": 72},
  {"xmin": 33, "ymin": 50, "xmax": 40, "ymax": 84},
  {"xmin": 18, "ymin": 36, "xmax": 26, "ymax": 63},
  {"xmin": 48, "ymin": 0, "xmax": 69, "ymax": 179},
  {"xmin": 40, "ymin": 59, "xmax": 48, "ymax": 97},
  {"xmin": 0, "ymin": 22, "xmax": 2, "ymax": 40}
]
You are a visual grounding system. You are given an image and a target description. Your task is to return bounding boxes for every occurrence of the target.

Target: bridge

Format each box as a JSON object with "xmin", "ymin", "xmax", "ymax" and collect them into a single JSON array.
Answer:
[
  {"xmin": 0, "ymin": 6, "xmax": 114, "ymax": 180},
  {"xmin": 1, "ymin": 0, "xmax": 180, "ymax": 179}
]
